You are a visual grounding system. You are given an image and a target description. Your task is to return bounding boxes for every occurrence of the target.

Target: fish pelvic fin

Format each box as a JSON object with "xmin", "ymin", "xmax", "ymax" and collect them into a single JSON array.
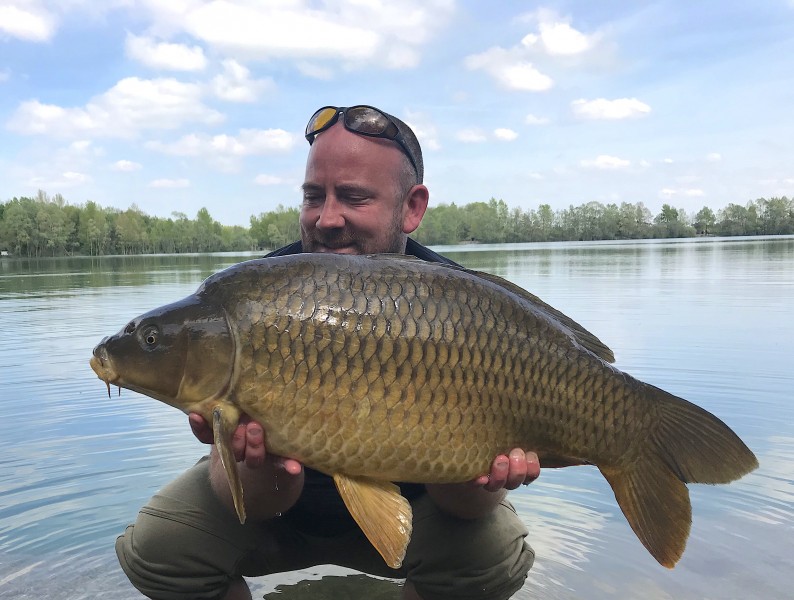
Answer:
[
  {"xmin": 333, "ymin": 473, "xmax": 413, "ymax": 569},
  {"xmin": 212, "ymin": 404, "xmax": 246, "ymax": 524}
]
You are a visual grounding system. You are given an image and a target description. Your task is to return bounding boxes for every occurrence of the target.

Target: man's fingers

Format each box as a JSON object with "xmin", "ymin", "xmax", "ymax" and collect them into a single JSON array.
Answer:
[
  {"xmin": 524, "ymin": 451, "xmax": 540, "ymax": 485},
  {"xmin": 188, "ymin": 413, "xmax": 215, "ymax": 445},
  {"xmin": 483, "ymin": 455, "xmax": 510, "ymax": 492},
  {"xmin": 276, "ymin": 458, "xmax": 304, "ymax": 476},
  {"xmin": 231, "ymin": 423, "xmax": 248, "ymax": 461},
  {"xmin": 476, "ymin": 450, "xmax": 541, "ymax": 491},
  {"xmin": 244, "ymin": 422, "xmax": 266, "ymax": 468},
  {"xmin": 505, "ymin": 449, "xmax": 529, "ymax": 490}
]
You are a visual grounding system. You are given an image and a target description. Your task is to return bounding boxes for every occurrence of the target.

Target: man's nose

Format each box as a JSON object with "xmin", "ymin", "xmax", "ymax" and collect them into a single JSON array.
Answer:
[{"xmin": 316, "ymin": 196, "xmax": 345, "ymax": 229}]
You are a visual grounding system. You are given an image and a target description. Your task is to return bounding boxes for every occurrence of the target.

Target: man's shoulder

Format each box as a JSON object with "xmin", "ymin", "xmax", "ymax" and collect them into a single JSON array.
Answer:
[
  {"xmin": 265, "ymin": 239, "xmax": 459, "ymax": 267},
  {"xmin": 264, "ymin": 241, "xmax": 302, "ymax": 257},
  {"xmin": 405, "ymin": 238, "xmax": 460, "ymax": 266}
]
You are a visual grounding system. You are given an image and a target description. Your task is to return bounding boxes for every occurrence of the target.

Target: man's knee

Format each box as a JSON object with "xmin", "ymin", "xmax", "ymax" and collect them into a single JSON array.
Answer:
[
  {"xmin": 116, "ymin": 506, "xmax": 242, "ymax": 600},
  {"xmin": 116, "ymin": 459, "xmax": 260, "ymax": 600},
  {"xmin": 404, "ymin": 497, "xmax": 534, "ymax": 600}
]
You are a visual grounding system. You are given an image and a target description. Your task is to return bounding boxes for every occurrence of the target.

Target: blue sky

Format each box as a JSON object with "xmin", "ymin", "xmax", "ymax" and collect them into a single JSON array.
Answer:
[{"xmin": 2, "ymin": 1, "xmax": 793, "ymax": 227}]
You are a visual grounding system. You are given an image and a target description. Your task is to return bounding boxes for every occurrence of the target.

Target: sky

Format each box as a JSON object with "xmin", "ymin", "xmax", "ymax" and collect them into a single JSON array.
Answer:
[{"xmin": 1, "ymin": 1, "xmax": 793, "ymax": 227}]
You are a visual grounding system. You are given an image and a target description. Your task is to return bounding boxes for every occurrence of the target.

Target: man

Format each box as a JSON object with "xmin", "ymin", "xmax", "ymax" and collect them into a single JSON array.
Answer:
[{"xmin": 116, "ymin": 105, "xmax": 540, "ymax": 600}]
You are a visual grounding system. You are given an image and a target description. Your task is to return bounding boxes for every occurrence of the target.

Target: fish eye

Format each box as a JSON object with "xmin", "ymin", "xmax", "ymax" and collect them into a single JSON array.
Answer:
[{"xmin": 141, "ymin": 325, "xmax": 160, "ymax": 348}]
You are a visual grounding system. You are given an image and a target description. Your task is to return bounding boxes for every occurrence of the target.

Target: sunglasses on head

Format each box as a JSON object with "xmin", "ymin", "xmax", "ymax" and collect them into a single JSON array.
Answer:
[{"xmin": 305, "ymin": 105, "xmax": 420, "ymax": 182}]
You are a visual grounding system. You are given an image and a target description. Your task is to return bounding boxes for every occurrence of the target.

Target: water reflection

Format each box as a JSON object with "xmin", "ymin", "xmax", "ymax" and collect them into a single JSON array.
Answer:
[{"xmin": 1, "ymin": 237, "xmax": 792, "ymax": 599}]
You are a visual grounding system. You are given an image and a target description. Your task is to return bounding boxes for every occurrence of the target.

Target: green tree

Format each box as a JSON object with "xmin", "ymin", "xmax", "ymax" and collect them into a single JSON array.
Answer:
[{"xmin": 694, "ymin": 207, "xmax": 716, "ymax": 235}]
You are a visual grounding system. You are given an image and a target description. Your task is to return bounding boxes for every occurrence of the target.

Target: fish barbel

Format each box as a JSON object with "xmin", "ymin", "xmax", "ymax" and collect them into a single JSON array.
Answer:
[{"xmin": 90, "ymin": 253, "xmax": 758, "ymax": 569}]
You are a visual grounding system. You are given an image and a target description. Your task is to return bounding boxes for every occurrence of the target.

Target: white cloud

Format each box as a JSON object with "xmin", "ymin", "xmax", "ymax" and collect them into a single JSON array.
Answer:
[
  {"xmin": 69, "ymin": 140, "xmax": 92, "ymax": 152},
  {"xmin": 0, "ymin": 3, "xmax": 56, "ymax": 42},
  {"xmin": 521, "ymin": 20, "xmax": 597, "ymax": 56},
  {"xmin": 254, "ymin": 174, "xmax": 285, "ymax": 186},
  {"xmin": 382, "ymin": 46, "xmax": 421, "ymax": 70},
  {"xmin": 660, "ymin": 188, "xmax": 705, "ymax": 198},
  {"xmin": 125, "ymin": 34, "xmax": 207, "ymax": 71},
  {"xmin": 147, "ymin": 129, "xmax": 296, "ymax": 158},
  {"xmin": 706, "ymin": 152, "xmax": 722, "ymax": 162},
  {"xmin": 403, "ymin": 110, "xmax": 441, "ymax": 152},
  {"xmin": 663, "ymin": 158, "xmax": 674, "ymax": 164},
  {"xmin": 112, "ymin": 160, "xmax": 142, "ymax": 172},
  {"xmin": 525, "ymin": 113, "xmax": 550, "ymax": 125},
  {"xmin": 494, "ymin": 128, "xmax": 518, "ymax": 141},
  {"xmin": 62, "ymin": 171, "xmax": 90, "ymax": 183},
  {"xmin": 0, "ymin": 69, "xmax": 10, "ymax": 83},
  {"xmin": 149, "ymin": 178, "xmax": 190, "ymax": 188},
  {"xmin": 119, "ymin": 1, "xmax": 455, "ymax": 77},
  {"xmin": 28, "ymin": 170, "xmax": 91, "ymax": 189},
  {"xmin": 185, "ymin": 2, "xmax": 378, "ymax": 59},
  {"xmin": 295, "ymin": 61, "xmax": 334, "ymax": 80},
  {"xmin": 6, "ymin": 77, "xmax": 224, "ymax": 138},
  {"xmin": 465, "ymin": 48, "xmax": 553, "ymax": 91},
  {"xmin": 580, "ymin": 155, "xmax": 631, "ymax": 169},
  {"xmin": 572, "ymin": 98, "xmax": 651, "ymax": 120},
  {"xmin": 210, "ymin": 59, "xmax": 274, "ymax": 103},
  {"xmin": 457, "ymin": 129, "xmax": 487, "ymax": 143},
  {"xmin": 157, "ymin": 0, "xmax": 453, "ymax": 67}
]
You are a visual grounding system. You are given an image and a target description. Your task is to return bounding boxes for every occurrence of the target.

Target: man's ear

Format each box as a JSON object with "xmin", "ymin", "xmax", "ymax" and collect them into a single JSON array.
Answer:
[{"xmin": 402, "ymin": 185, "xmax": 429, "ymax": 234}]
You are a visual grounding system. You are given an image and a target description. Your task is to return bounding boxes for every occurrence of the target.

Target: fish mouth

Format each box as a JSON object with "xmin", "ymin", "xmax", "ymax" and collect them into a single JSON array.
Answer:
[{"xmin": 90, "ymin": 344, "xmax": 121, "ymax": 397}]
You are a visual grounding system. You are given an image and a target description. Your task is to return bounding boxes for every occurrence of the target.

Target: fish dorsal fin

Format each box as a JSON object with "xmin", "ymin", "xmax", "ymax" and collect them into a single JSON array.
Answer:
[
  {"xmin": 333, "ymin": 473, "xmax": 413, "ymax": 569},
  {"xmin": 364, "ymin": 253, "xmax": 424, "ymax": 262},
  {"xmin": 465, "ymin": 268, "xmax": 615, "ymax": 363},
  {"xmin": 212, "ymin": 404, "xmax": 246, "ymax": 524},
  {"xmin": 362, "ymin": 253, "xmax": 615, "ymax": 363}
]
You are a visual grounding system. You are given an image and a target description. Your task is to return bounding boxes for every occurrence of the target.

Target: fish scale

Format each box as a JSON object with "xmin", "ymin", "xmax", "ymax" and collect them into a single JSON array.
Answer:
[{"xmin": 91, "ymin": 252, "xmax": 757, "ymax": 570}]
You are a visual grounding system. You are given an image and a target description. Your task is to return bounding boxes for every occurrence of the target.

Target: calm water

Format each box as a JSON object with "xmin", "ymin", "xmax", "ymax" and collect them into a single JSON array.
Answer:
[{"xmin": 1, "ymin": 237, "xmax": 792, "ymax": 599}]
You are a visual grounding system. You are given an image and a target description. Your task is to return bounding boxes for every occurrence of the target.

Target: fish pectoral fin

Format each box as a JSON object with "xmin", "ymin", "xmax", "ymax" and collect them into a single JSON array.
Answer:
[
  {"xmin": 600, "ymin": 460, "xmax": 691, "ymax": 569},
  {"xmin": 212, "ymin": 404, "xmax": 246, "ymax": 524},
  {"xmin": 332, "ymin": 473, "xmax": 413, "ymax": 570}
]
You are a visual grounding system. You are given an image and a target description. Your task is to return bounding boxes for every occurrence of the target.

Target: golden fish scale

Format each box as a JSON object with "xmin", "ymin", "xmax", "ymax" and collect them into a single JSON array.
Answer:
[{"xmin": 219, "ymin": 256, "xmax": 653, "ymax": 483}]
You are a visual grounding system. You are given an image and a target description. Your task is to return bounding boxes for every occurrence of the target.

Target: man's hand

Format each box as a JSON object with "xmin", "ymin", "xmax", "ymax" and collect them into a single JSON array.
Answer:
[
  {"xmin": 425, "ymin": 449, "xmax": 540, "ymax": 519},
  {"xmin": 472, "ymin": 449, "xmax": 540, "ymax": 492},
  {"xmin": 189, "ymin": 412, "xmax": 302, "ymax": 474}
]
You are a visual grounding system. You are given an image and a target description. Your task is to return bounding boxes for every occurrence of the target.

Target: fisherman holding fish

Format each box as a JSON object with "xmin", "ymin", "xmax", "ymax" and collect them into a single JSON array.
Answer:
[{"xmin": 114, "ymin": 106, "xmax": 540, "ymax": 600}]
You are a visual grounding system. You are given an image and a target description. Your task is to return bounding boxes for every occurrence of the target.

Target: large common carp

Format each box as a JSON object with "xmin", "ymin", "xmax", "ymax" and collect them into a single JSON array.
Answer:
[{"xmin": 90, "ymin": 253, "xmax": 758, "ymax": 570}]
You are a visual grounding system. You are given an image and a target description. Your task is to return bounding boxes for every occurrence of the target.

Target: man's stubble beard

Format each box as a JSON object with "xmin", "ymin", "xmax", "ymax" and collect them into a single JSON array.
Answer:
[{"xmin": 301, "ymin": 200, "xmax": 406, "ymax": 255}]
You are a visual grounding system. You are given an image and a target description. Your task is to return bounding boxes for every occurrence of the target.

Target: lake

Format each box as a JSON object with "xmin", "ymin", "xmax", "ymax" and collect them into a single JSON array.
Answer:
[{"xmin": 1, "ymin": 236, "xmax": 792, "ymax": 599}]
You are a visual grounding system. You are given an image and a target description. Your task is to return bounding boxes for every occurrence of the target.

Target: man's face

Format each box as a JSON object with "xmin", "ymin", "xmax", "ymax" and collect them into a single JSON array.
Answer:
[{"xmin": 300, "ymin": 122, "xmax": 426, "ymax": 255}]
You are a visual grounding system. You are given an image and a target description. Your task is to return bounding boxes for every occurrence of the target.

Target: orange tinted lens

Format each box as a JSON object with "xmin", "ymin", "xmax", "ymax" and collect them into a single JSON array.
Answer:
[{"xmin": 307, "ymin": 107, "xmax": 339, "ymax": 136}]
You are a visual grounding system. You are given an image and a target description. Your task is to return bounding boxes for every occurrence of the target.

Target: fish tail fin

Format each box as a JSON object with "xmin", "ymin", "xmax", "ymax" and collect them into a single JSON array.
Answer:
[
  {"xmin": 649, "ymin": 385, "xmax": 759, "ymax": 484},
  {"xmin": 600, "ymin": 459, "xmax": 690, "ymax": 568},
  {"xmin": 601, "ymin": 384, "xmax": 758, "ymax": 568}
]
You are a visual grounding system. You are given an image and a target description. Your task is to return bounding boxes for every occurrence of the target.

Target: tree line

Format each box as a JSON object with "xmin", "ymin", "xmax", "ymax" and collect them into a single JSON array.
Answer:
[
  {"xmin": 412, "ymin": 196, "xmax": 794, "ymax": 245},
  {"xmin": 0, "ymin": 191, "xmax": 253, "ymax": 257},
  {"xmin": 1, "ymin": 191, "xmax": 792, "ymax": 257}
]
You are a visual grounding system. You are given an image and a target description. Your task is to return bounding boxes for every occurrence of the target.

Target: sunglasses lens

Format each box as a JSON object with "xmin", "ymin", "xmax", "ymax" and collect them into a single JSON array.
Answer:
[
  {"xmin": 306, "ymin": 107, "xmax": 339, "ymax": 137},
  {"xmin": 345, "ymin": 106, "xmax": 391, "ymax": 136}
]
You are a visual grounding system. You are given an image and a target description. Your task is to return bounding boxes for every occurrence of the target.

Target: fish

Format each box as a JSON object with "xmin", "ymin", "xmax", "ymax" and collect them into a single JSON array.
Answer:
[{"xmin": 90, "ymin": 253, "xmax": 758, "ymax": 570}]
